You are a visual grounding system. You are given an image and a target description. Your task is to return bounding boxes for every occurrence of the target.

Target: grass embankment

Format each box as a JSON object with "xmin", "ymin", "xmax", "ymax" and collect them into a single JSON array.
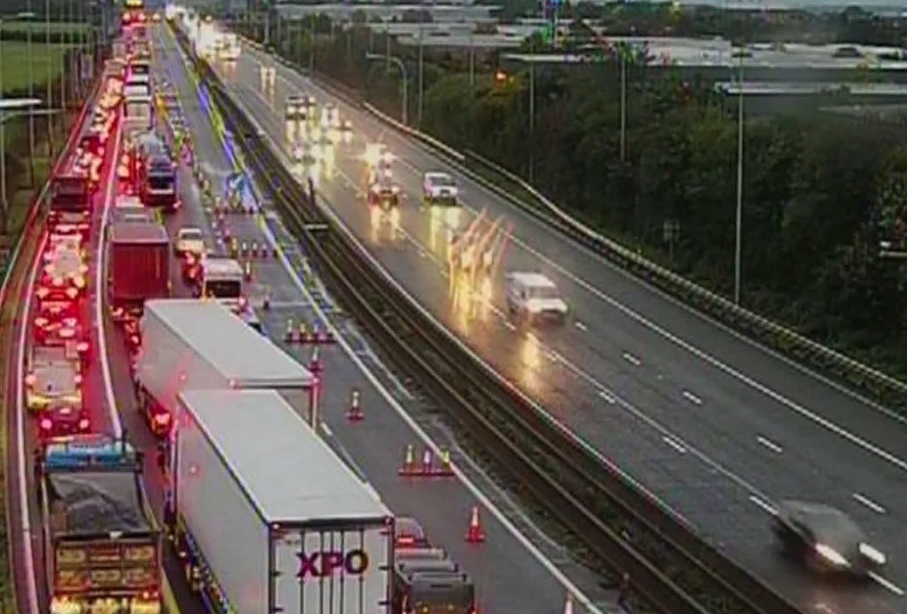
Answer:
[
  {"xmin": 0, "ymin": 40, "xmax": 70, "ymax": 612},
  {"xmin": 0, "ymin": 21, "xmax": 87, "ymax": 36},
  {"xmin": 0, "ymin": 41, "xmax": 71, "ymax": 91}
]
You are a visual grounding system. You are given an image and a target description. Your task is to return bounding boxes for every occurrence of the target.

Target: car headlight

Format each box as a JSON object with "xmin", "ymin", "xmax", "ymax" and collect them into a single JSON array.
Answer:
[
  {"xmin": 859, "ymin": 543, "xmax": 886, "ymax": 564},
  {"xmin": 815, "ymin": 544, "xmax": 849, "ymax": 567}
]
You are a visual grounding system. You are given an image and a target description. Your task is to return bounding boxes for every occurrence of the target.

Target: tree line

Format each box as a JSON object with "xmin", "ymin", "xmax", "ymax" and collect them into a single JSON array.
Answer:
[{"xmin": 238, "ymin": 17, "xmax": 907, "ymax": 379}]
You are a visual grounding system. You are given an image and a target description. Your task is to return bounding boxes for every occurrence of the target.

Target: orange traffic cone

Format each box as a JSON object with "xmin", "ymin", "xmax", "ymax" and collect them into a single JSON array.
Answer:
[
  {"xmin": 420, "ymin": 447, "xmax": 434, "ymax": 474},
  {"xmin": 297, "ymin": 321, "xmax": 308, "ymax": 344},
  {"xmin": 464, "ymin": 506, "xmax": 485, "ymax": 543},
  {"xmin": 398, "ymin": 444, "xmax": 420, "ymax": 476},
  {"xmin": 563, "ymin": 593, "xmax": 574, "ymax": 614},
  {"xmin": 284, "ymin": 318, "xmax": 295, "ymax": 342},
  {"xmin": 347, "ymin": 389, "xmax": 363, "ymax": 422},
  {"xmin": 262, "ymin": 290, "xmax": 271, "ymax": 311},
  {"xmin": 244, "ymin": 260, "xmax": 253, "ymax": 281},
  {"xmin": 435, "ymin": 447, "xmax": 454, "ymax": 477},
  {"xmin": 241, "ymin": 241, "xmax": 248, "ymax": 257},
  {"xmin": 311, "ymin": 322, "xmax": 323, "ymax": 344}
]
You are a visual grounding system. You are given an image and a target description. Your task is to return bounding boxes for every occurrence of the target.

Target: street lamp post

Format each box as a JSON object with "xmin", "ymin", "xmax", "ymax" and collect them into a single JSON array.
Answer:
[
  {"xmin": 3, "ymin": 11, "xmax": 39, "ymax": 187},
  {"xmin": 366, "ymin": 52, "xmax": 407, "ymax": 125},
  {"xmin": 619, "ymin": 51, "xmax": 627, "ymax": 162},
  {"xmin": 468, "ymin": 30, "xmax": 475, "ymax": 95},
  {"xmin": 45, "ymin": 0, "xmax": 55, "ymax": 156},
  {"xmin": 417, "ymin": 27, "xmax": 424, "ymax": 126},
  {"xmin": 734, "ymin": 53, "xmax": 745, "ymax": 305},
  {"xmin": 528, "ymin": 44, "xmax": 535, "ymax": 183}
]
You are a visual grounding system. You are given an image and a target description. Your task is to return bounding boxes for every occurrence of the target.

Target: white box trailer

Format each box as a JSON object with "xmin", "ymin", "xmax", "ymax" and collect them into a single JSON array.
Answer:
[
  {"xmin": 136, "ymin": 299, "xmax": 316, "ymax": 438},
  {"xmin": 169, "ymin": 390, "xmax": 393, "ymax": 614}
]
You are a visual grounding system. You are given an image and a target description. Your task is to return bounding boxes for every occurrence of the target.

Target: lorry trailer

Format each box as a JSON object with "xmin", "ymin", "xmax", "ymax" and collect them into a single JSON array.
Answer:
[
  {"xmin": 136, "ymin": 299, "xmax": 316, "ymax": 437},
  {"xmin": 35, "ymin": 434, "xmax": 162, "ymax": 614},
  {"xmin": 169, "ymin": 389, "xmax": 393, "ymax": 614},
  {"xmin": 107, "ymin": 219, "xmax": 170, "ymax": 319}
]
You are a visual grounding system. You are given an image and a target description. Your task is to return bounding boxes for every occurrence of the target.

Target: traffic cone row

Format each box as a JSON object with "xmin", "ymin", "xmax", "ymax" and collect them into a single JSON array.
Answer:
[
  {"xmin": 233, "ymin": 240, "xmax": 273, "ymax": 259},
  {"xmin": 397, "ymin": 444, "xmax": 454, "ymax": 477},
  {"xmin": 283, "ymin": 319, "xmax": 335, "ymax": 345}
]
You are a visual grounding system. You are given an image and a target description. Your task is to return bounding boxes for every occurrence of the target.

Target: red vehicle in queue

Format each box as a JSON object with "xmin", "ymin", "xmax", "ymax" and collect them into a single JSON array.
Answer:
[{"xmin": 38, "ymin": 399, "xmax": 91, "ymax": 442}]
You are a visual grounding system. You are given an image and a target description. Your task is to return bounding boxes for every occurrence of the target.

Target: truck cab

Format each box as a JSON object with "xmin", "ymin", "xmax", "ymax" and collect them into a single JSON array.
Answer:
[
  {"xmin": 198, "ymin": 258, "xmax": 245, "ymax": 312},
  {"xmin": 34, "ymin": 434, "xmax": 162, "ymax": 614}
]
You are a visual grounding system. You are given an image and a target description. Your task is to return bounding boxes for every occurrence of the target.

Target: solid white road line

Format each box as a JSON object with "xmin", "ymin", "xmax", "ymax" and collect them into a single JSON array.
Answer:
[
  {"xmin": 852, "ymin": 492, "xmax": 886, "ymax": 515},
  {"xmin": 756, "ymin": 436, "xmax": 783, "ymax": 454},
  {"xmin": 16, "ymin": 230, "xmax": 47, "ymax": 614},
  {"xmin": 748, "ymin": 495, "xmax": 777, "ymax": 516},
  {"xmin": 96, "ymin": 121, "xmax": 124, "ymax": 438}
]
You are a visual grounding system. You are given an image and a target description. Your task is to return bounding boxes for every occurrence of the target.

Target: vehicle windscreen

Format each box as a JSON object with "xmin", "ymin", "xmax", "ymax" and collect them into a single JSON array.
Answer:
[
  {"xmin": 180, "ymin": 229, "xmax": 203, "ymax": 241},
  {"xmin": 528, "ymin": 285, "xmax": 559, "ymax": 300},
  {"xmin": 431, "ymin": 175, "xmax": 455, "ymax": 187},
  {"xmin": 205, "ymin": 280, "xmax": 242, "ymax": 299}
]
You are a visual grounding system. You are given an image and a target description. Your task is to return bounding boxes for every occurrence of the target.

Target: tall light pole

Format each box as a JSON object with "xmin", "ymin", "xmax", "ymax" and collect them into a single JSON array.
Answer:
[
  {"xmin": 366, "ymin": 52, "xmax": 407, "ymax": 125},
  {"xmin": 468, "ymin": 30, "xmax": 475, "ymax": 95},
  {"xmin": 733, "ymin": 52, "xmax": 745, "ymax": 305},
  {"xmin": 416, "ymin": 27, "xmax": 424, "ymax": 126},
  {"xmin": 384, "ymin": 20, "xmax": 390, "ymax": 73},
  {"xmin": 46, "ymin": 0, "xmax": 55, "ymax": 156},
  {"xmin": 528, "ymin": 44, "xmax": 535, "ymax": 183},
  {"xmin": 309, "ymin": 14, "xmax": 315, "ymax": 71},
  {"xmin": 619, "ymin": 51, "xmax": 627, "ymax": 161}
]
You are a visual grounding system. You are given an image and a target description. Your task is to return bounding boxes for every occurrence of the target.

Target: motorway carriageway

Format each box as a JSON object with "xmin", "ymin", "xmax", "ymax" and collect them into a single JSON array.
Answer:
[
  {"xmin": 2, "ymin": 76, "xmax": 203, "ymax": 613},
  {"xmin": 150, "ymin": 23, "xmax": 618, "ymax": 614},
  {"xmin": 219, "ymin": 38, "xmax": 907, "ymax": 614}
]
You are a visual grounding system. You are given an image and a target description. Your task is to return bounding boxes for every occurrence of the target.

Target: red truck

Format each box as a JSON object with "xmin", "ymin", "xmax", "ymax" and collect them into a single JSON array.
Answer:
[{"xmin": 106, "ymin": 220, "xmax": 170, "ymax": 321}]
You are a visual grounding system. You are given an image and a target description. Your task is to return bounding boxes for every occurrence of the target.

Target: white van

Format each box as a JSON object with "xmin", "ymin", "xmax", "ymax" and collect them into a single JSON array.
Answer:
[{"xmin": 505, "ymin": 272, "xmax": 568, "ymax": 324}]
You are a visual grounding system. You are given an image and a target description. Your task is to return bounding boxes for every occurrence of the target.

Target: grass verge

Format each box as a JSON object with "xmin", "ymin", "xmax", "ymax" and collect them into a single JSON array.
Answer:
[{"xmin": 0, "ymin": 41, "xmax": 71, "ymax": 93}]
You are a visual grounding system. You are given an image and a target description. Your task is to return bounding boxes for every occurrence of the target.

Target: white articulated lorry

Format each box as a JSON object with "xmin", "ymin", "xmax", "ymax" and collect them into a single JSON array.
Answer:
[
  {"xmin": 168, "ymin": 389, "xmax": 394, "ymax": 614},
  {"xmin": 135, "ymin": 299, "xmax": 316, "ymax": 438}
]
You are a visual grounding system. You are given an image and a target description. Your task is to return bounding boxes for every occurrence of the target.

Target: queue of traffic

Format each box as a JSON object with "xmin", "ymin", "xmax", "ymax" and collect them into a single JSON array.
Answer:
[{"xmin": 18, "ymin": 9, "xmax": 486, "ymax": 613}]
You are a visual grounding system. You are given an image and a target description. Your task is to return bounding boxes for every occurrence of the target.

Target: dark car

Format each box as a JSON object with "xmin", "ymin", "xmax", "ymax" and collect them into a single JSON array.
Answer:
[
  {"xmin": 773, "ymin": 500, "xmax": 887, "ymax": 576},
  {"xmin": 395, "ymin": 516, "xmax": 430, "ymax": 550},
  {"xmin": 38, "ymin": 400, "xmax": 90, "ymax": 441},
  {"xmin": 367, "ymin": 180, "xmax": 400, "ymax": 209}
]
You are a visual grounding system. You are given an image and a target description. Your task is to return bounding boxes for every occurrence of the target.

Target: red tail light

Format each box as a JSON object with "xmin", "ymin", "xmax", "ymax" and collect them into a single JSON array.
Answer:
[
  {"xmin": 25, "ymin": 374, "xmax": 36, "ymax": 387},
  {"xmin": 153, "ymin": 413, "xmax": 170, "ymax": 425},
  {"xmin": 396, "ymin": 536, "xmax": 415, "ymax": 547},
  {"xmin": 40, "ymin": 418, "xmax": 52, "ymax": 431},
  {"xmin": 78, "ymin": 418, "xmax": 90, "ymax": 431}
]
